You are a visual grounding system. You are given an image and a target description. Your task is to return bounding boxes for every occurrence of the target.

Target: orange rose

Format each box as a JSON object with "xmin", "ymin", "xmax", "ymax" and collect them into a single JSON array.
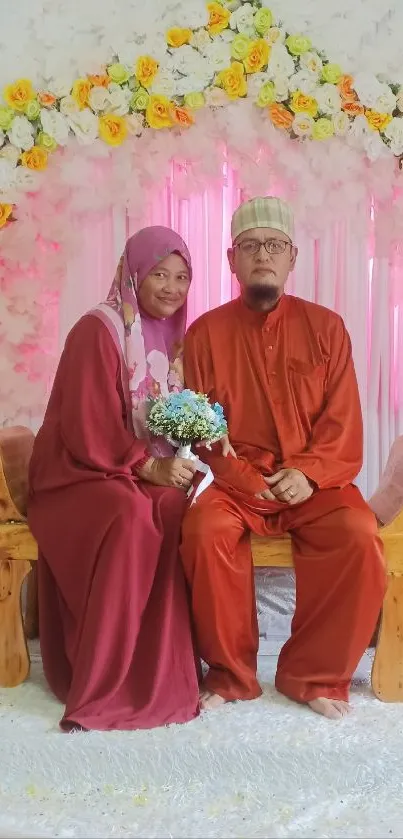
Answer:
[
  {"xmin": 171, "ymin": 106, "xmax": 194, "ymax": 128},
  {"xmin": 20, "ymin": 146, "xmax": 48, "ymax": 171},
  {"xmin": 341, "ymin": 101, "xmax": 365, "ymax": 116},
  {"xmin": 37, "ymin": 91, "xmax": 57, "ymax": 107},
  {"xmin": 365, "ymin": 109, "xmax": 392, "ymax": 132},
  {"xmin": 71, "ymin": 79, "xmax": 92, "ymax": 109},
  {"xmin": 269, "ymin": 103, "xmax": 294, "ymax": 130},
  {"xmin": 338, "ymin": 74, "xmax": 357, "ymax": 103},
  {"xmin": 243, "ymin": 39, "xmax": 270, "ymax": 74},
  {"xmin": 88, "ymin": 74, "xmax": 110, "ymax": 88},
  {"xmin": 207, "ymin": 2, "xmax": 230, "ymax": 35},
  {"xmin": 0, "ymin": 203, "xmax": 13, "ymax": 228}
]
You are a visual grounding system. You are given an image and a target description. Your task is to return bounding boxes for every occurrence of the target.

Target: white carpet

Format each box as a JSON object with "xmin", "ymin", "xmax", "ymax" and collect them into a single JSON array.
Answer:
[{"xmin": 1, "ymin": 638, "xmax": 403, "ymax": 839}]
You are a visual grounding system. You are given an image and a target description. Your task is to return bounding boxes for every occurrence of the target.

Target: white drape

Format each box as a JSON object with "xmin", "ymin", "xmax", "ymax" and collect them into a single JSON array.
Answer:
[{"xmin": 58, "ymin": 174, "xmax": 403, "ymax": 499}]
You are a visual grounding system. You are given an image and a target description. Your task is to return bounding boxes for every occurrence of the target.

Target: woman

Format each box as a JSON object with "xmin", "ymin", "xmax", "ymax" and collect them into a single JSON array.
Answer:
[{"xmin": 29, "ymin": 226, "xmax": 216, "ymax": 731}]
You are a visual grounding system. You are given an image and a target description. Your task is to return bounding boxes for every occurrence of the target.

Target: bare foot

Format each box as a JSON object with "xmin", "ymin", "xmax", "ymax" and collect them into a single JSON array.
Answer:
[
  {"xmin": 308, "ymin": 697, "xmax": 352, "ymax": 720},
  {"xmin": 199, "ymin": 690, "xmax": 228, "ymax": 711}
]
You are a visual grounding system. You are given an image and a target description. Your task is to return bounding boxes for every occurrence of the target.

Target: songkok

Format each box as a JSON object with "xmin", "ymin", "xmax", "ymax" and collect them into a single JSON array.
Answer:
[{"xmin": 231, "ymin": 196, "xmax": 295, "ymax": 243}]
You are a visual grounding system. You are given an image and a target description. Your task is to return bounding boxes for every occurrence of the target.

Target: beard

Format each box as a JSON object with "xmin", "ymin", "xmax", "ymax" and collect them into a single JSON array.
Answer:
[{"xmin": 245, "ymin": 283, "xmax": 280, "ymax": 307}]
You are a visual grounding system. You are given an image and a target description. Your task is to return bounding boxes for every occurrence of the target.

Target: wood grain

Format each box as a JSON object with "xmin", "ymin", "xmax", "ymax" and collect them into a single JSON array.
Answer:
[
  {"xmin": 0, "ymin": 426, "xmax": 35, "ymax": 522},
  {"xmin": 0, "ymin": 556, "xmax": 32, "ymax": 687}
]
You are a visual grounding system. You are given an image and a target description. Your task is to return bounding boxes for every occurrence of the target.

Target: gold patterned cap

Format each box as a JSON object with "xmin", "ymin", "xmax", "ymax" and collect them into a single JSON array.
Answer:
[{"xmin": 231, "ymin": 196, "xmax": 295, "ymax": 243}]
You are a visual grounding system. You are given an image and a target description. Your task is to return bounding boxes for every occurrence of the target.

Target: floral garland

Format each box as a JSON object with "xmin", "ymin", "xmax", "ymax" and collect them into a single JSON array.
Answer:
[{"xmin": 1, "ymin": 0, "xmax": 403, "ymax": 229}]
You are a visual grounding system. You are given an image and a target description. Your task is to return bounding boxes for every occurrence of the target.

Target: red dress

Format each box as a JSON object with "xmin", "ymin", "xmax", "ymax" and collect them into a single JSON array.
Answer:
[{"xmin": 28, "ymin": 314, "xmax": 200, "ymax": 731}]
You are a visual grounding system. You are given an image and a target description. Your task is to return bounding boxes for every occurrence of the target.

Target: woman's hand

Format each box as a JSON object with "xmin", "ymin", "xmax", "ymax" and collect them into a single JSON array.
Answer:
[
  {"xmin": 137, "ymin": 456, "xmax": 197, "ymax": 490},
  {"xmin": 196, "ymin": 434, "xmax": 237, "ymax": 458}
]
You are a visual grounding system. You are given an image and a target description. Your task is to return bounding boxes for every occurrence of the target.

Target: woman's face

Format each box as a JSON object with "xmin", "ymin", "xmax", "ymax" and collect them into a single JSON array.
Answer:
[{"xmin": 137, "ymin": 253, "xmax": 191, "ymax": 319}]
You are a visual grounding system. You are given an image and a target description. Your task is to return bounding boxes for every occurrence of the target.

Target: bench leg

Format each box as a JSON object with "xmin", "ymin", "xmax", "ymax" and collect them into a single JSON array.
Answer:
[
  {"xmin": 371, "ymin": 573, "xmax": 403, "ymax": 701},
  {"xmin": 0, "ymin": 557, "xmax": 32, "ymax": 687}
]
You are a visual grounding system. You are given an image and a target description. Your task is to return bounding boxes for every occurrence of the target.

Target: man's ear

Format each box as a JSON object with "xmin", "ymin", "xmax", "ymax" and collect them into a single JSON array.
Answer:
[
  {"xmin": 227, "ymin": 247, "xmax": 235, "ymax": 273},
  {"xmin": 290, "ymin": 245, "xmax": 298, "ymax": 271}
]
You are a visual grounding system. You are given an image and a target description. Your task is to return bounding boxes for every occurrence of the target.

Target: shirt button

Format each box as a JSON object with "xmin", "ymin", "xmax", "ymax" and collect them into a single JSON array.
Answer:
[{"xmin": 268, "ymin": 345, "xmax": 273, "ymax": 350}]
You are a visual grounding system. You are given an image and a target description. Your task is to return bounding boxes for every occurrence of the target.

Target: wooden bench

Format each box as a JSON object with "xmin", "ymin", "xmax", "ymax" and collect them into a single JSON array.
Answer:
[{"xmin": 1, "ymin": 426, "xmax": 402, "ymax": 703}]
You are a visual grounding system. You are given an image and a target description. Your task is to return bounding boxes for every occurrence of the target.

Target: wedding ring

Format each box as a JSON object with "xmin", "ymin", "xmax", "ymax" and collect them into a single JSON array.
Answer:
[{"xmin": 287, "ymin": 489, "xmax": 295, "ymax": 497}]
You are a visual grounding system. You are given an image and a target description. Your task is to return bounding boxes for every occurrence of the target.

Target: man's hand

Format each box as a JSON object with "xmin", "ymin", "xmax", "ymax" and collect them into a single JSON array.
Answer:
[{"xmin": 255, "ymin": 468, "xmax": 314, "ymax": 505}]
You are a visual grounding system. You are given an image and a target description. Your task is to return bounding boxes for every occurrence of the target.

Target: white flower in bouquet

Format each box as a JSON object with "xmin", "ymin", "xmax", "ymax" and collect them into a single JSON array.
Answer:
[{"xmin": 146, "ymin": 389, "xmax": 228, "ymax": 458}]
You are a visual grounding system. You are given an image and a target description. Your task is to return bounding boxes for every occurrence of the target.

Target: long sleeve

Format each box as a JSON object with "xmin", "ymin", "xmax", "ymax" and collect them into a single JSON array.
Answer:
[
  {"xmin": 184, "ymin": 325, "xmax": 267, "ymax": 495},
  {"xmin": 59, "ymin": 316, "xmax": 147, "ymax": 475},
  {"xmin": 282, "ymin": 318, "xmax": 363, "ymax": 489}
]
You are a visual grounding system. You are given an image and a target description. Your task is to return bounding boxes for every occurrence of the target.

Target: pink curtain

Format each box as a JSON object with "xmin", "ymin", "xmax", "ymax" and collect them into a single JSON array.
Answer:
[{"xmin": 58, "ymin": 168, "xmax": 403, "ymax": 498}]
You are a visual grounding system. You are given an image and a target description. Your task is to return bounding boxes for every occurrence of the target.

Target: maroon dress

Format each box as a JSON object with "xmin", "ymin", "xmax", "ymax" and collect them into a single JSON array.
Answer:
[{"xmin": 28, "ymin": 314, "xmax": 200, "ymax": 731}]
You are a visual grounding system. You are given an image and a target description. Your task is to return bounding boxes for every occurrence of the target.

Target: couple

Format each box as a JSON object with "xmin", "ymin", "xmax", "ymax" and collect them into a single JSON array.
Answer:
[{"xmin": 28, "ymin": 196, "xmax": 386, "ymax": 732}]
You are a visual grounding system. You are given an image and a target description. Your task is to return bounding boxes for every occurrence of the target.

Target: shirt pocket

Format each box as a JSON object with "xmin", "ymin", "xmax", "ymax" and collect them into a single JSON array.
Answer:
[{"xmin": 287, "ymin": 359, "xmax": 327, "ymax": 419}]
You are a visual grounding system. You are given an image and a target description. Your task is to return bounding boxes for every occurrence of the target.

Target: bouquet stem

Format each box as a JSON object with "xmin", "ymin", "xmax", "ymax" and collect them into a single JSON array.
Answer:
[{"xmin": 176, "ymin": 444, "xmax": 192, "ymax": 459}]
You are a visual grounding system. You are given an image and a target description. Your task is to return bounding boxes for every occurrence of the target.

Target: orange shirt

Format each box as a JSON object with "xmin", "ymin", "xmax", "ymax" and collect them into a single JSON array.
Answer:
[{"xmin": 184, "ymin": 294, "xmax": 363, "ymax": 497}]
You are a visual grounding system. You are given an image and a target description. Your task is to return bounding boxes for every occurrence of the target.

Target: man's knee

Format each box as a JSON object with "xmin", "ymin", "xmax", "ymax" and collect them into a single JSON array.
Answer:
[
  {"xmin": 335, "ymin": 506, "xmax": 378, "ymax": 546},
  {"xmin": 181, "ymin": 497, "xmax": 243, "ymax": 551}
]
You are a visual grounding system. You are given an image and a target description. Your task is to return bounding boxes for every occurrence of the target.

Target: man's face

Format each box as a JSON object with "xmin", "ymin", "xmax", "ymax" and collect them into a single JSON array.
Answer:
[{"xmin": 227, "ymin": 226, "xmax": 297, "ymax": 306}]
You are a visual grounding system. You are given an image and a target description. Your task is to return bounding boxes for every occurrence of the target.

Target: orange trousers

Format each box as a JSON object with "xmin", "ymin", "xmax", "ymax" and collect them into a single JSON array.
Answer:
[{"xmin": 180, "ymin": 483, "xmax": 386, "ymax": 704}]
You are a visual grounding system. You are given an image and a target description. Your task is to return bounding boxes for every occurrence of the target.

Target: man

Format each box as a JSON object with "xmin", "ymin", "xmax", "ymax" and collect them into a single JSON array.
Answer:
[{"xmin": 181, "ymin": 196, "xmax": 386, "ymax": 720}]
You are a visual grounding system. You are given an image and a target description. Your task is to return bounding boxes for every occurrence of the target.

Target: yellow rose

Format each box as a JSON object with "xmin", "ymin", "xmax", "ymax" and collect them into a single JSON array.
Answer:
[
  {"xmin": 184, "ymin": 92, "xmax": 205, "ymax": 110},
  {"xmin": 135, "ymin": 56, "xmax": 159, "ymax": 89},
  {"xmin": 37, "ymin": 132, "xmax": 58, "ymax": 152},
  {"xmin": 207, "ymin": 1, "xmax": 230, "ymax": 35},
  {"xmin": 146, "ymin": 95, "xmax": 173, "ymax": 129},
  {"xmin": 321, "ymin": 63, "xmax": 343, "ymax": 84},
  {"xmin": 71, "ymin": 79, "xmax": 92, "ymax": 110},
  {"xmin": 254, "ymin": 7, "xmax": 273, "ymax": 36},
  {"xmin": 256, "ymin": 81, "xmax": 275, "ymax": 107},
  {"xmin": 0, "ymin": 203, "xmax": 13, "ymax": 228},
  {"xmin": 290, "ymin": 91, "xmax": 318, "ymax": 117},
  {"xmin": 166, "ymin": 28, "xmax": 192, "ymax": 48},
  {"xmin": 20, "ymin": 146, "xmax": 48, "ymax": 170},
  {"xmin": 312, "ymin": 117, "xmax": 334, "ymax": 140},
  {"xmin": 365, "ymin": 109, "xmax": 392, "ymax": 133},
  {"xmin": 285, "ymin": 35, "xmax": 312, "ymax": 56},
  {"xmin": 231, "ymin": 34, "xmax": 252, "ymax": 61},
  {"xmin": 216, "ymin": 62, "xmax": 247, "ymax": 99},
  {"xmin": 99, "ymin": 114, "xmax": 128, "ymax": 145},
  {"xmin": 3, "ymin": 79, "xmax": 36, "ymax": 112},
  {"xmin": 243, "ymin": 39, "xmax": 270, "ymax": 74}
]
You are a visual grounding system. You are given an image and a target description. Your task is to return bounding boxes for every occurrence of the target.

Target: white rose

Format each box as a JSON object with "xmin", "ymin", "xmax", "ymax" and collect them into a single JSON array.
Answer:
[
  {"xmin": 352, "ymin": 72, "xmax": 383, "ymax": 108},
  {"xmin": 384, "ymin": 117, "xmax": 403, "ymax": 156},
  {"xmin": 204, "ymin": 87, "xmax": 229, "ymax": 107},
  {"xmin": 363, "ymin": 132, "xmax": 389, "ymax": 162},
  {"xmin": 13, "ymin": 166, "xmax": 41, "ymax": 192},
  {"xmin": 333, "ymin": 112, "xmax": 350, "ymax": 136},
  {"xmin": 174, "ymin": 74, "xmax": 211, "ymax": 95},
  {"xmin": 266, "ymin": 27, "xmax": 285, "ymax": 46},
  {"xmin": 267, "ymin": 44, "xmax": 295, "ymax": 80},
  {"xmin": 40, "ymin": 109, "xmax": 70, "ymax": 145},
  {"xmin": 274, "ymin": 75, "xmax": 289, "ymax": 102},
  {"xmin": 107, "ymin": 83, "xmax": 131, "ymax": 116},
  {"xmin": 7, "ymin": 116, "xmax": 34, "ymax": 151},
  {"xmin": 170, "ymin": 45, "xmax": 206, "ymax": 77},
  {"xmin": 300, "ymin": 52, "xmax": 323, "ymax": 76},
  {"xmin": 60, "ymin": 95, "xmax": 80, "ymax": 116},
  {"xmin": 150, "ymin": 70, "xmax": 176, "ymax": 97},
  {"xmin": 89, "ymin": 86, "xmax": 111, "ymax": 112},
  {"xmin": 397, "ymin": 88, "xmax": 403, "ymax": 113},
  {"xmin": 347, "ymin": 114, "xmax": 369, "ymax": 144},
  {"xmin": 316, "ymin": 83, "xmax": 341, "ymax": 116},
  {"xmin": 0, "ymin": 159, "xmax": 15, "ymax": 191},
  {"xmin": 0, "ymin": 144, "xmax": 20, "ymax": 166},
  {"xmin": 126, "ymin": 114, "xmax": 144, "ymax": 136},
  {"xmin": 47, "ymin": 76, "xmax": 72, "ymax": 98},
  {"xmin": 247, "ymin": 72, "xmax": 269, "ymax": 98},
  {"xmin": 190, "ymin": 28, "xmax": 211, "ymax": 52},
  {"xmin": 201, "ymin": 40, "xmax": 231, "ymax": 73},
  {"xmin": 292, "ymin": 113, "xmax": 314, "ymax": 137},
  {"xmin": 68, "ymin": 109, "xmax": 99, "ymax": 145},
  {"xmin": 288, "ymin": 70, "xmax": 318, "ymax": 95},
  {"xmin": 0, "ymin": 130, "xmax": 4, "ymax": 148},
  {"xmin": 230, "ymin": 3, "xmax": 255, "ymax": 36},
  {"xmin": 374, "ymin": 84, "xmax": 396, "ymax": 115}
]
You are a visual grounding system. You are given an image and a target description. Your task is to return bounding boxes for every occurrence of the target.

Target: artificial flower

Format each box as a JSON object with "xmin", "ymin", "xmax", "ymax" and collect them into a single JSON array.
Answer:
[
  {"xmin": 0, "ymin": 107, "xmax": 14, "ymax": 131},
  {"xmin": 312, "ymin": 117, "xmax": 334, "ymax": 140},
  {"xmin": 267, "ymin": 44, "xmax": 295, "ymax": 79},
  {"xmin": 332, "ymin": 112, "xmax": 350, "ymax": 136},
  {"xmin": 292, "ymin": 113, "xmax": 314, "ymax": 137},
  {"xmin": 374, "ymin": 86, "xmax": 397, "ymax": 115},
  {"xmin": 135, "ymin": 56, "xmax": 159, "ymax": 89},
  {"xmin": 171, "ymin": 106, "xmax": 194, "ymax": 128},
  {"xmin": 184, "ymin": 92, "xmax": 205, "ymax": 109},
  {"xmin": 216, "ymin": 61, "xmax": 247, "ymax": 99},
  {"xmin": 130, "ymin": 88, "xmax": 150, "ymax": 111},
  {"xmin": 207, "ymin": 1, "xmax": 231, "ymax": 35},
  {"xmin": 321, "ymin": 63, "xmax": 342, "ymax": 84},
  {"xmin": 190, "ymin": 28, "xmax": 211, "ymax": 52},
  {"xmin": 229, "ymin": 3, "xmax": 255, "ymax": 36},
  {"xmin": 37, "ymin": 132, "xmax": 58, "ymax": 152},
  {"xmin": 288, "ymin": 70, "xmax": 318, "ymax": 95},
  {"xmin": 268, "ymin": 103, "xmax": 293, "ymax": 129},
  {"xmin": 384, "ymin": 117, "xmax": 403, "ymax": 155},
  {"xmin": 273, "ymin": 75, "xmax": 289, "ymax": 101},
  {"xmin": 0, "ymin": 203, "xmax": 13, "ymax": 228},
  {"xmin": 204, "ymin": 86, "xmax": 229, "ymax": 106},
  {"xmin": 338, "ymin": 75, "xmax": 358, "ymax": 104},
  {"xmin": 243, "ymin": 39, "xmax": 270, "ymax": 74},
  {"xmin": 98, "ymin": 113, "xmax": 128, "ymax": 145},
  {"xmin": 300, "ymin": 52, "xmax": 323, "ymax": 75},
  {"xmin": 7, "ymin": 115, "xmax": 35, "ymax": 151},
  {"xmin": 71, "ymin": 79, "xmax": 92, "ymax": 110},
  {"xmin": 88, "ymin": 75, "xmax": 110, "ymax": 88},
  {"xmin": 0, "ymin": 144, "xmax": 19, "ymax": 166},
  {"xmin": 68, "ymin": 109, "xmax": 99, "ymax": 145},
  {"xmin": 107, "ymin": 63, "xmax": 130, "ymax": 85},
  {"xmin": 266, "ymin": 27, "xmax": 285, "ymax": 46},
  {"xmin": 342, "ymin": 101, "xmax": 365, "ymax": 116},
  {"xmin": 396, "ymin": 88, "xmax": 403, "ymax": 113},
  {"xmin": 20, "ymin": 146, "xmax": 48, "ymax": 170},
  {"xmin": 365, "ymin": 110, "xmax": 392, "ymax": 133},
  {"xmin": 37, "ymin": 91, "xmax": 57, "ymax": 107},
  {"xmin": 3, "ymin": 79, "xmax": 36, "ymax": 112},
  {"xmin": 285, "ymin": 35, "xmax": 312, "ymax": 56},
  {"xmin": 254, "ymin": 7, "xmax": 272, "ymax": 36},
  {"xmin": 107, "ymin": 84, "xmax": 132, "ymax": 116},
  {"xmin": 166, "ymin": 28, "xmax": 192, "ymax": 48},
  {"xmin": 59, "ymin": 95, "xmax": 80, "ymax": 116},
  {"xmin": 25, "ymin": 100, "xmax": 41, "ymax": 121},
  {"xmin": 231, "ymin": 34, "xmax": 251, "ymax": 60},
  {"xmin": 89, "ymin": 86, "xmax": 111, "ymax": 112},
  {"xmin": 126, "ymin": 113, "xmax": 144, "ymax": 136},
  {"xmin": 0, "ymin": 159, "xmax": 15, "ymax": 190},
  {"xmin": 40, "ymin": 109, "xmax": 70, "ymax": 145},
  {"xmin": 256, "ymin": 80, "xmax": 275, "ymax": 107},
  {"xmin": 146, "ymin": 95, "xmax": 173, "ymax": 129},
  {"xmin": 316, "ymin": 83, "xmax": 341, "ymax": 116},
  {"xmin": 290, "ymin": 91, "xmax": 318, "ymax": 118}
]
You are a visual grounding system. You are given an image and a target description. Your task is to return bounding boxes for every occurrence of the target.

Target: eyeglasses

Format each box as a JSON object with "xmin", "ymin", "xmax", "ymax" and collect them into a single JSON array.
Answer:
[{"xmin": 234, "ymin": 238, "xmax": 292, "ymax": 256}]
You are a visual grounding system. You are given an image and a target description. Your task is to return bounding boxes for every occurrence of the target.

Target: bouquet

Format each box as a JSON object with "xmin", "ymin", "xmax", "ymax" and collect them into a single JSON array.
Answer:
[{"xmin": 146, "ymin": 389, "xmax": 228, "ymax": 459}]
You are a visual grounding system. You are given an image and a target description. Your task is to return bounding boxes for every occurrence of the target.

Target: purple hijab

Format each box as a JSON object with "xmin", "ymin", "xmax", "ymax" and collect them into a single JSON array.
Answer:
[{"xmin": 96, "ymin": 226, "xmax": 192, "ymax": 453}]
